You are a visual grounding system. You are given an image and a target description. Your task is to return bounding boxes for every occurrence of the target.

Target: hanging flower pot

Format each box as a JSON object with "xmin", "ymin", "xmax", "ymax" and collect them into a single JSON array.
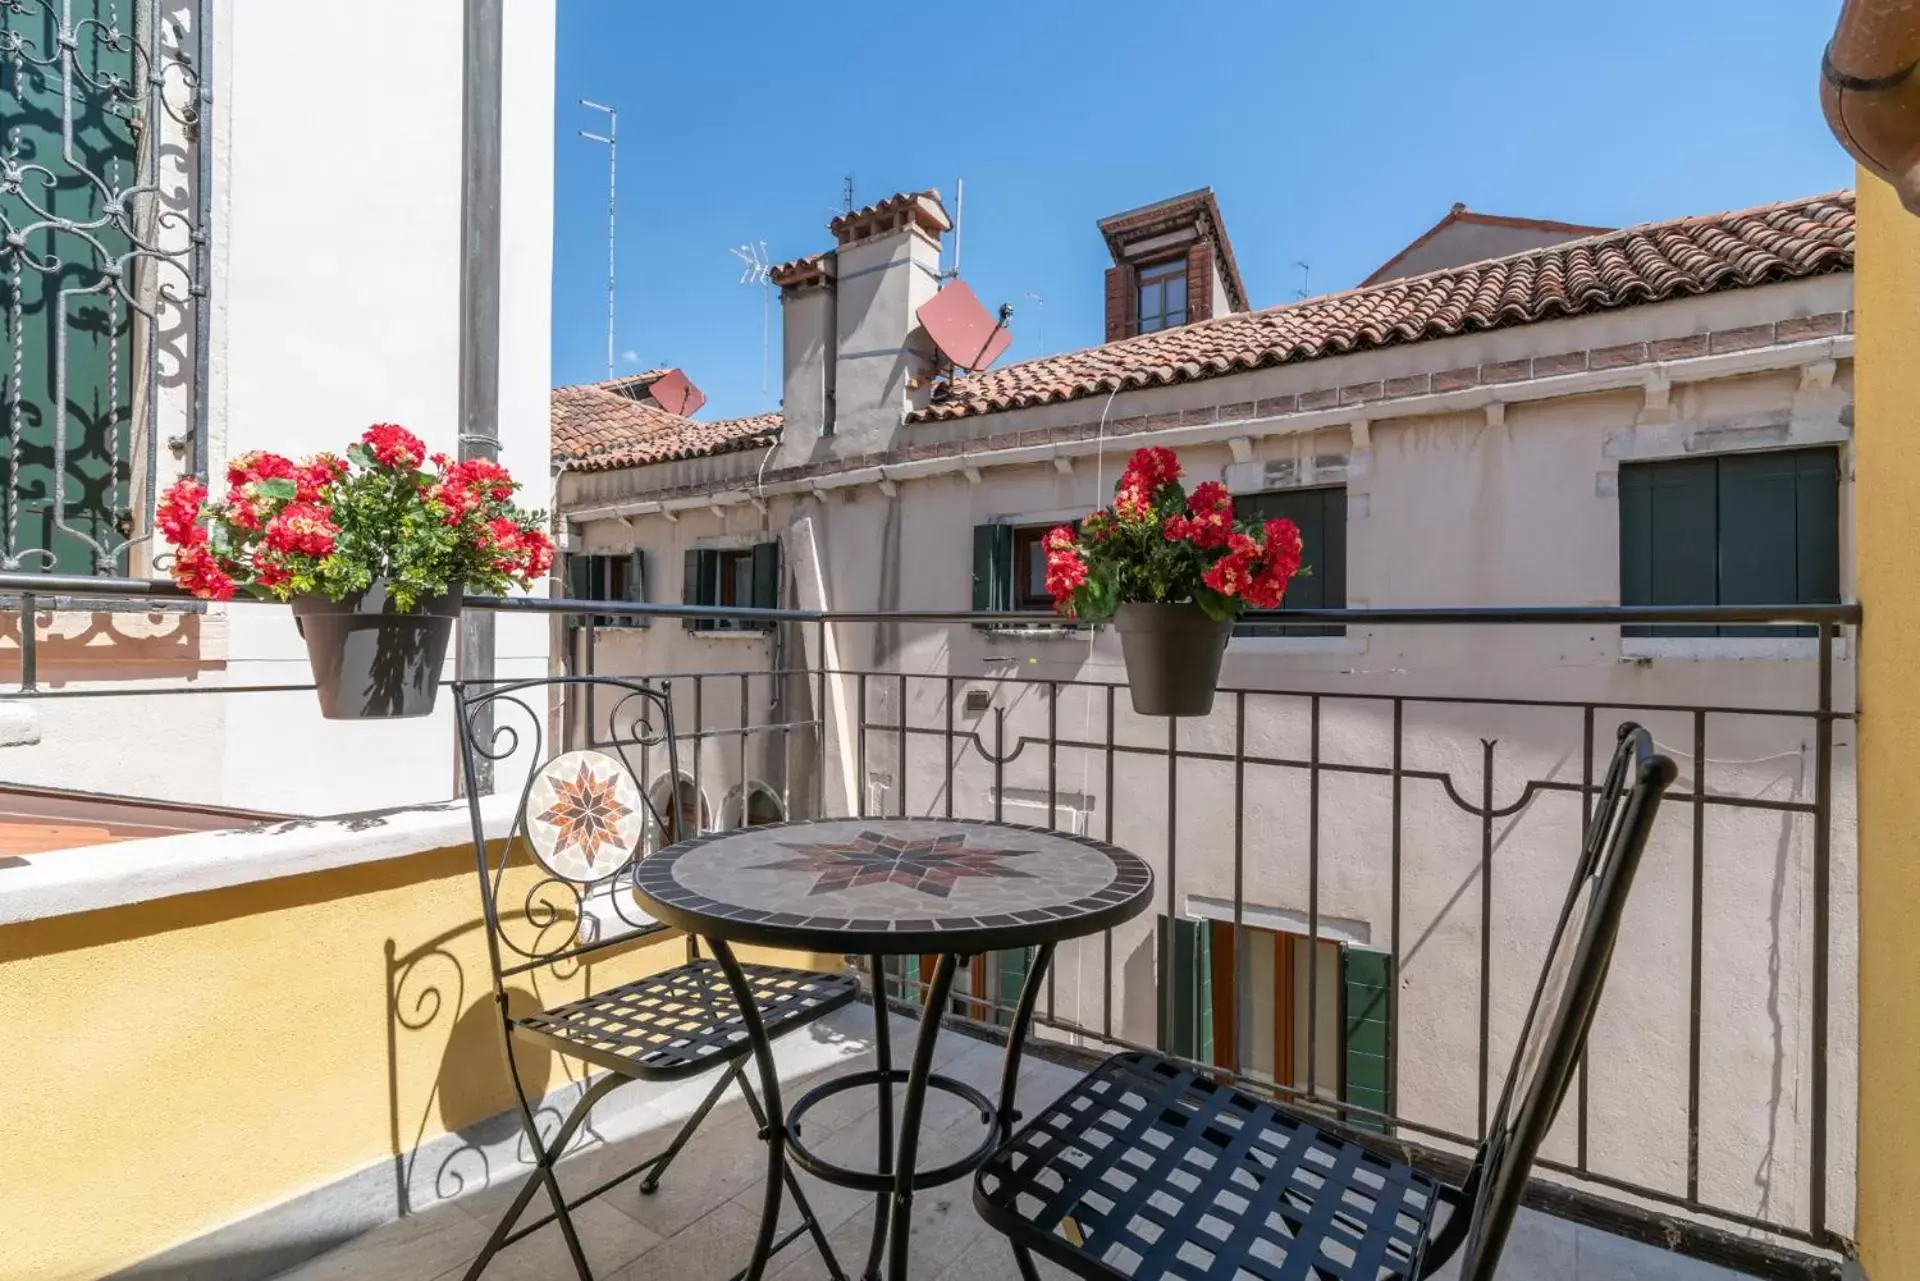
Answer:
[
  {"xmin": 1043, "ymin": 446, "xmax": 1306, "ymax": 718},
  {"xmin": 291, "ymin": 580, "xmax": 463, "ymax": 719},
  {"xmin": 157, "ymin": 424, "xmax": 554, "ymax": 720},
  {"xmin": 1113, "ymin": 601, "xmax": 1233, "ymax": 717}
]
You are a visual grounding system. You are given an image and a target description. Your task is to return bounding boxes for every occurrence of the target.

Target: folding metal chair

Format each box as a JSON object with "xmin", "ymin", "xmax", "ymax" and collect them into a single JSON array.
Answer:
[
  {"xmin": 974, "ymin": 721, "xmax": 1677, "ymax": 1280},
  {"xmin": 453, "ymin": 675, "xmax": 860, "ymax": 1281}
]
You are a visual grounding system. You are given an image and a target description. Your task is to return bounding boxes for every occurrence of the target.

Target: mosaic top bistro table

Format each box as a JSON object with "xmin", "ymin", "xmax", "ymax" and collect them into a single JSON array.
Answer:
[{"xmin": 631, "ymin": 816, "xmax": 1154, "ymax": 1281}]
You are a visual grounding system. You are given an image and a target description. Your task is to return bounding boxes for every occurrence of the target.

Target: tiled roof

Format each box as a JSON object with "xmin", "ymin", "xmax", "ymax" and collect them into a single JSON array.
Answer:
[
  {"xmin": 1099, "ymin": 188, "xmax": 1250, "ymax": 313},
  {"xmin": 552, "ymin": 384, "xmax": 781, "ymax": 472},
  {"xmin": 1360, "ymin": 204, "xmax": 1615, "ymax": 286},
  {"xmin": 913, "ymin": 190, "xmax": 1854, "ymax": 423}
]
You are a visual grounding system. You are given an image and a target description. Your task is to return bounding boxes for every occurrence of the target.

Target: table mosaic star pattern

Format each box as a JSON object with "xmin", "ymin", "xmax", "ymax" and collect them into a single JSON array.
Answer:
[{"xmin": 750, "ymin": 829, "xmax": 1035, "ymax": 899}]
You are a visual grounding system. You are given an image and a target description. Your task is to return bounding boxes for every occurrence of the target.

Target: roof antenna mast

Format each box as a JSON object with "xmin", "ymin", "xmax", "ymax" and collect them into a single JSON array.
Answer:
[
  {"xmin": 730, "ymin": 240, "xmax": 774, "ymax": 411},
  {"xmin": 578, "ymin": 99, "xmax": 618, "ymax": 380}
]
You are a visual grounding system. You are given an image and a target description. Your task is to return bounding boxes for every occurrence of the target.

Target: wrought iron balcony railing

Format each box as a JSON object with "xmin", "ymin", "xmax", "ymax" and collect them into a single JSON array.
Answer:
[{"xmin": 0, "ymin": 576, "xmax": 1859, "ymax": 1277}]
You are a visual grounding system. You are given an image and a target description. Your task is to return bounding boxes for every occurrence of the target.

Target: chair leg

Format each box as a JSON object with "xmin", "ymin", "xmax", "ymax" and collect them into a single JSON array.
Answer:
[
  {"xmin": 462, "ymin": 1067, "xmax": 624, "ymax": 1281},
  {"xmin": 735, "ymin": 1069, "xmax": 848, "ymax": 1281},
  {"xmin": 639, "ymin": 1058, "xmax": 746, "ymax": 1194},
  {"xmin": 1010, "ymin": 1244, "xmax": 1043, "ymax": 1281}
]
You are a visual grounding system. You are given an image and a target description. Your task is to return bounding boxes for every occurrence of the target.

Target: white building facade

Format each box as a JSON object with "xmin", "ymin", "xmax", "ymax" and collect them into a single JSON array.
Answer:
[
  {"xmin": 0, "ymin": 0, "xmax": 558, "ymax": 816},
  {"xmin": 556, "ymin": 187, "xmax": 1859, "ymax": 1249}
]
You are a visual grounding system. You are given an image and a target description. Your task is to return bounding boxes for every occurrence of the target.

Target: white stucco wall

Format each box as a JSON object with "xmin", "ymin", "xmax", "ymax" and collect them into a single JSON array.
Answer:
[
  {"xmin": 562, "ymin": 278, "xmax": 1859, "ymax": 1240},
  {"xmin": 4, "ymin": 0, "xmax": 557, "ymax": 815}
]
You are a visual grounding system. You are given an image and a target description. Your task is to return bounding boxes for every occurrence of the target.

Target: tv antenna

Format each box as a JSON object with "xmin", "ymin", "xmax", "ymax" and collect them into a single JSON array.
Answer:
[
  {"xmin": 843, "ymin": 174, "xmax": 855, "ymax": 213},
  {"xmin": 1292, "ymin": 260, "xmax": 1312, "ymax": 301},
  {"xmin": 578, "ymin": 99, "xmax": 618, "ymax": 380},
  {"xmin": 731, "ymin": 240, "xmax": 774, "ymax": 411}
]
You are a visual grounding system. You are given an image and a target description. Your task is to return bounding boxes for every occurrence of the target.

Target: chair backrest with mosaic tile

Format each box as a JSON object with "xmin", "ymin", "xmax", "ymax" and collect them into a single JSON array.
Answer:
[
  {"xmin": 1451, "ymin": 722, "xmax": 1677, "ymax": 1279},
  {"xmin": 454, "ymin": 675, "xmax": 681, "ymax": 984}
]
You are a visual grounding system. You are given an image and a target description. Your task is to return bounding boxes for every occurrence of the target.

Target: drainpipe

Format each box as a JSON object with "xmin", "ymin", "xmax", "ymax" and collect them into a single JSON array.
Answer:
[
  {"xmin": 1823, "ymin": 0, "xmax": 1920, "ymax": 212},
  {"xmin": 456, "ymin": 0, "xmax": 504, "ymax": 793}
]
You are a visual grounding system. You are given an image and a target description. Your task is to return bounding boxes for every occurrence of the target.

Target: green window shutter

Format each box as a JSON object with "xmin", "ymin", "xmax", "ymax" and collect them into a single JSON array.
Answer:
[
  {"xmin": 1794, "ymin": 448, "xmax": 1841, "ymax": 607},
  {"xmin": 1619, "ymin": 457, "xmax": 1717, "ymax": 637},
  {"xmin": 626, "ymin": 551, "xmax": 646, "ymax": 602},
  {"xmin": 564, "ymin": 554, "xmax": 595, "ymax": 601},
  {"xmin": 1719, "ymin": 451, "xmax": 1803, "ymax": 638},
  {"xmin": 994, "ymin": 948, "xmax": 1031, "ymax": 1027},
  {"xmin": 751, "ymin": 540, "xmax": 782, "ymax": 616},
  {"xmin": 1341, "ymin": 945, "xmax": 1393, "ymax": 1134},
  {"xmin": 1234, "ymin": 489, "xmax": 1344, "ymax": 637},
  {"xmin": 972, "ymin": 523, "xmax": 1012, "ymax": 612},
  {"xmin": 2, "ymin": 0, "xmax": 138, "ymax": 574},
  {"xmin": 1156, "ymin": 916, "xmax": 1212, "ymax": 1064},
  {"xmin": 682, "ymin": 549, "xmax": 718, "ymax": 631}
]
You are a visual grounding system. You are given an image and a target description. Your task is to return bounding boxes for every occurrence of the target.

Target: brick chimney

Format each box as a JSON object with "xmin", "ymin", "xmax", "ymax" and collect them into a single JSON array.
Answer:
[
  {"xmin": 775, "ymin": 189, "xmax": 951, "ymax": 466},
  {"xmin": 1098, "ymin": 188, "xmax": 1248, "ymax": 341}
]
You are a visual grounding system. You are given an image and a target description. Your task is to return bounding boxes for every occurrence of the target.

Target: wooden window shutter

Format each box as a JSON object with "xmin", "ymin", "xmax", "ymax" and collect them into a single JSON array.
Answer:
[
  {"xmin": 564, "ymin": 553, "xmax": 595, "ymax": 601},
  {"xmin": 750, "ymin": 540, "xmax": 782, "ymax": 616},
  {"xmin": 1618, "ymin": 457, "xmax": 1717, "ymax": 638},
  {"xmin": 625, "ymin": 551, "xmax": 645, "ymax": 602},
  {"xmin": 971, "ymin": 523, "xmax": 1012, "ymax": 612},
  {"xmin": 1341, "ymin": 945, "xmax": 1394, "ymax": 1134},
  {"xmin": 1104, "ymin": 264, "xmax": 1138, "ymax": 341},
  {"xmin": 1156, "ymin": 915, "xmax": 1213, "ymax": 1063},
  {"xmin": 682, "ymin": 548, "xmax": 719, "ymax": 631},
  {"xmin": 1793, "ymin": 448, "xmax": 1841, "ymax": 607},
  {"xmin": 1185, "ymin": 241, "xmax": 1214, "ymax": 324}
]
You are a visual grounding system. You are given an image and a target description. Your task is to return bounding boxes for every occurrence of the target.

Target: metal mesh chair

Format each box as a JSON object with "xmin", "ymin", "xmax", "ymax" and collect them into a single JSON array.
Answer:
[
  {"xmin": 974, "ymin": 722, "xmax": 1677, "ymax": 1281},
  {"xmin": 453, "ymin": 675, "xmax": 859, "ymax": 1281}
]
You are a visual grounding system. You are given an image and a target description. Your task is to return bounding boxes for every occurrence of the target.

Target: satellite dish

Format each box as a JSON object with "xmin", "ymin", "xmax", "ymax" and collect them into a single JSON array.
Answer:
[{"xmin": 917, "ymin": 279, "xmax": 1013, "ymax": 372}]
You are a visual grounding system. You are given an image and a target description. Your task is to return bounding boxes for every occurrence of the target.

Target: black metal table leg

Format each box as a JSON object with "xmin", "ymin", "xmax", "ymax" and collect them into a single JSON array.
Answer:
[
  {"xmin": 709, "ymin": 938, "xmax": 787, "ymax": 1281},
  {"xmin": 861, "ymin": 954, "xmax": 894, "ymax": 1281},
  {"xmin": 887, "ymin": 952, "xmax": 960, "ymax": 1281}
]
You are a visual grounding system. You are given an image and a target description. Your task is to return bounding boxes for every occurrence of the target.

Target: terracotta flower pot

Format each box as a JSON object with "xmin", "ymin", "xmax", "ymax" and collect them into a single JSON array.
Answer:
[
  {"xmin": 289, "ymin": 580, "xmax": 462, "ymax": 719},
  {"xmin": 1113, "ymin": 601, "xmax": 1232, "ymax": 717}
]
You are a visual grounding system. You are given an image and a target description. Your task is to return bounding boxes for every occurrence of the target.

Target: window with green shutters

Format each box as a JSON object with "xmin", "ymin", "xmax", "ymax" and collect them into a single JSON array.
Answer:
[
  {"xmin": 1619, "ymin": 447, "xmax": 1840, "ymax": 638},
  {"xmin": 1159, "ymin": 916, "xmax": 1395, "ymax": 1132},
  {"xmin": 563, "ymin": 552, "xmax": 645, "ymax": 627},
  {"xmin": 1232, "ymin": 488, "xmax": 1347, "ymax": 637},
  {"xmin": 1157, "ymin": 916, "xmax": 1214, "ymax": 1064},
  {"xmin": 1341, "ymin": 946, "xmax": 1394, "ymax": 1133},
  {"xmin": 683, "ymin": 541, "xmax": 781, "ymax": 631}
]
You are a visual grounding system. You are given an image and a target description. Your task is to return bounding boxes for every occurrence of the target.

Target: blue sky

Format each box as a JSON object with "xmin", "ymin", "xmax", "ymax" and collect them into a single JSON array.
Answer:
[{"xmin": 551, "ymin": 1, "xmax": 1852, "ymax": 421}]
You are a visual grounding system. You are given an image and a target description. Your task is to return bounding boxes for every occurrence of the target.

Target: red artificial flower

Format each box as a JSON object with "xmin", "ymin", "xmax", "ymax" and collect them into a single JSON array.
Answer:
[
  {"xmin": 361, "ymin": 423, "xmax": 427, "ymax": 470},
  {"xmin": 254, "ymin": 556, "xmax": 292, "ymax": 592},
  {"xmin": 518, "ymin": 526, "xmax": 555, "ymax": 577},
  {"xmin": 224, "ymin": 494, "xmax": 266, "ymax": 532},
  {"xmin": 294, "ymin": 453, "xmax": 350, "ymax": 502},
  {"xmin": 1263, "ymin": 517, "xmax": 1303, "ymax": 569},
  {"xmin": 1202, "ymin": 549, "xmax": 1254, "ymax": 599},
  {"xmin": 432, "ymin": 457, "xmax": 517, "ymax": 524},
  {"xmin": 226, "ymin": 451, "xmax": 297, "ymax": 488},
  {"xmin": 263, "ymin": 502, "xmax": 338, "ymax": 559},
  {"xmin": 171, "ymin": 544, "xmax": 237, "ymax": 601},
  {"xmin": 1189, "ymin": 480, "xmax": 1230, "ymax": 513},
  {"xmin": 1120, "ymin": 446, "xmax": 1182, "ymax": 497},
  {"xmin": 157, "ymin": 478, "xmax": 208, "ymax": 548},
  {"xmin": 1114, "ymin": 480, "xmax": 1154, "ymax": 523}
]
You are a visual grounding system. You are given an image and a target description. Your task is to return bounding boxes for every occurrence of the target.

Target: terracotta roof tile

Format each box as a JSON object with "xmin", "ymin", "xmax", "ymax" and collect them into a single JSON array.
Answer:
[
  {"xmin": 552, "ymin": 384, "xmax": 781, "ymax": 472},
  {"xmin": 912, "ymin": 190, "xmax": 1854, "ymax": 423}
]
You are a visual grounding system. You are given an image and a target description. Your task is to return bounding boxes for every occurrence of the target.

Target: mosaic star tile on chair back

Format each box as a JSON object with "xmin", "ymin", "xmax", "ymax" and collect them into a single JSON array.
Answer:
[
  {"xmin": 751, "ymin": 828, "xmax": 1036, "ymax": 898},
  {"xmin": 524, "ymin": 749, "xmax": 647, "ymax": 883}
]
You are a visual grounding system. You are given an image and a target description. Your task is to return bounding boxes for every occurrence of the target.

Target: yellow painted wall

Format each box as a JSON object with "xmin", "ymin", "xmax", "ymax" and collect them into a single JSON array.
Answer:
[
  {"xmin": 1853, "ymin": 170, "xmax": 1920, "ymax": 1277},
  {"xmin": 0, "ymin": 844, "xmax": 837, "ymax": 1281}
]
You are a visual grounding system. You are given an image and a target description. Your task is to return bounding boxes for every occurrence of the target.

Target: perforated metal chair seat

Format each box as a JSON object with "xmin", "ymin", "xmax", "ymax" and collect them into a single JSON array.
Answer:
[
  {"xmin": 975, "ymin": 1051, "xmax": 1446, "ymax": 1280},
  {"xmin": 512, "ymin": 958, "xmax": 859, "ymax": 1081}
]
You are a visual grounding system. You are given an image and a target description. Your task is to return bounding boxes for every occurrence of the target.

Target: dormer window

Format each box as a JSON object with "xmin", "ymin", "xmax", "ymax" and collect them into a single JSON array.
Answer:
[{"xmin": 1137, "ymin": 260, "xmax": 1189, "ymax": 333}]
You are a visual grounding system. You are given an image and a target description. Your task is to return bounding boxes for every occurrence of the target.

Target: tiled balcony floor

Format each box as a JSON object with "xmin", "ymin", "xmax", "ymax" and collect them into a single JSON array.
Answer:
[{"xmin": 271, "ymin": 1003, "xmax": 1758, "ymax": 1281}]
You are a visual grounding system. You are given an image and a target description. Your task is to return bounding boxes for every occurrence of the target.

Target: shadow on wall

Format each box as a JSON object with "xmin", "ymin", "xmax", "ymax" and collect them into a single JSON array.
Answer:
[
  {"xmin": 0, "ymin": 607, "xmax": 220, "ymax": 684},
  {"xmin": 384, "ymin": 920, "xmax": 597, "ymax": 1221}
]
